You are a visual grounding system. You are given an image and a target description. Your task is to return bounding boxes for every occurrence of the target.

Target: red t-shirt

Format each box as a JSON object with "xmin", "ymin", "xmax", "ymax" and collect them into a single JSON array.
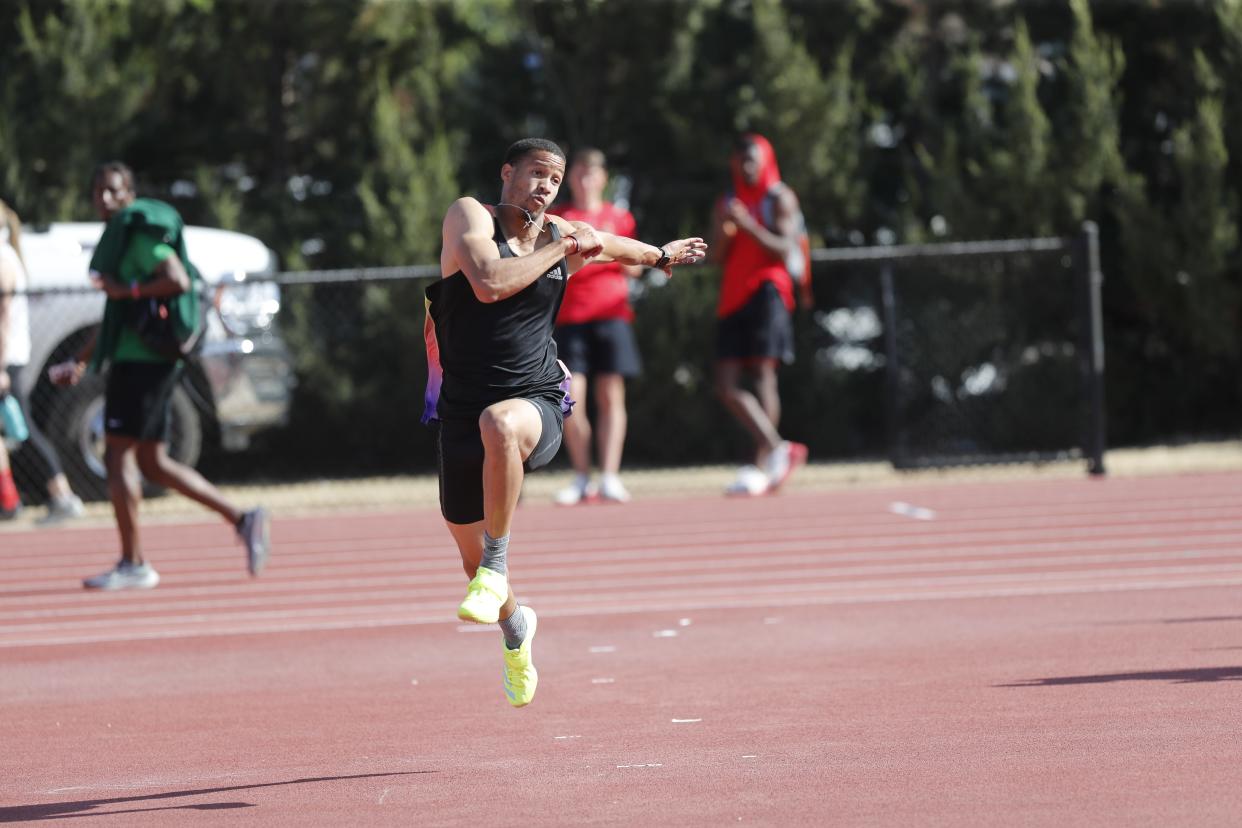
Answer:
[
  {"xmin": 551, "ymin": 202, "xmax": 637, "ymax": 324},
  {"xmin": 717, "ymin": 196, "xmax": 795, "ymax": 318}
]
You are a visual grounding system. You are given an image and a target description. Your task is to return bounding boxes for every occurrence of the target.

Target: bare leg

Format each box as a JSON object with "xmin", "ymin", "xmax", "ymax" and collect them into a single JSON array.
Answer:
[
  {"xmin": 561, "ymin": 372, "xmax": 592, "ymax": 477},
  {"xmin": 104, "ymin": 435, "xmax": 142, "ymax": 563},
  {"xmin": 752, "ymin": 360, "xmax": 782, "ymax": 434},
  {"xmin": 594, "ymin": 373, "xmax": 627, "ymax": 476},
  {"xmin": 447, "ymin": 520, "xmax": 517, "ymax": 621},
  {"xmin": 478, "ymin": 399, "xmax": 543, "ymax": 541},
  {"xmin": 135, "ymin": 441, "xmax": 241, "ymax": 525},
  {"xmin": 714, "ymin": 359, "xmax": 782, "ymax": 464},
  {"xmin": 47, "ymin": 473, "xmax": 74, "ymax": 501}
]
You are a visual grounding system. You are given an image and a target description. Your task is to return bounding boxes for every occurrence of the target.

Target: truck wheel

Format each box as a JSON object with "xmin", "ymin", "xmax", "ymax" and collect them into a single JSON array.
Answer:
[{"xmin": 48, "ymin": 375, "xmax": 204, "ymax": 502}]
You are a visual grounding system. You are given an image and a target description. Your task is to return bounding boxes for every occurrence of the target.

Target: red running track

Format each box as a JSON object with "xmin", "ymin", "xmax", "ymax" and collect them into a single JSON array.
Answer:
[{"xmin": 2, "ymin": 471, "xmax": 1242, "ymax": 825}]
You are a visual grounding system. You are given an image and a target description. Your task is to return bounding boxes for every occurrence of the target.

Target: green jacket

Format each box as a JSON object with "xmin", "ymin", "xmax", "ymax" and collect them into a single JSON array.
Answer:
[{"xmin": 88, "ymin": 198, "xmax": 202, "ymax": 372}]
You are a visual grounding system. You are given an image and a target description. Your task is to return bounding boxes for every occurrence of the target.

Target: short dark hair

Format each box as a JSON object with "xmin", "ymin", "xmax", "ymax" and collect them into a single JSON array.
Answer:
[
  {"xmin": 503, "ymin": 138, "xmax": 566, "ymax": 167},
  {"xmin": 91, "ymin": 161, "xmax": 135, "ymax": 192}
]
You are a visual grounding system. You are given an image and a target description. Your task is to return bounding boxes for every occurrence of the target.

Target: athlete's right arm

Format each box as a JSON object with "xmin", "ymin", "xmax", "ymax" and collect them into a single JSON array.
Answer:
[{"xmin": 442, "ymin": 197, "xmax": 577, "ymax": 304}]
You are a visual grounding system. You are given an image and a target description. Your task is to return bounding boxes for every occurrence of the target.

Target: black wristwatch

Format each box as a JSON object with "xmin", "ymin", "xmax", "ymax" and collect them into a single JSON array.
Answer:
[{"xmin": 654, "ymin": 247, "xmax": 671, "ymax": 269}]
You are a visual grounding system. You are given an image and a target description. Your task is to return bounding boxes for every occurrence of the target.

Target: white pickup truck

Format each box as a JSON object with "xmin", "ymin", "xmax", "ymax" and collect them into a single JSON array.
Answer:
[{"xmin": 16, "ymin": 222, "xmax": 294, "ymax": 498}]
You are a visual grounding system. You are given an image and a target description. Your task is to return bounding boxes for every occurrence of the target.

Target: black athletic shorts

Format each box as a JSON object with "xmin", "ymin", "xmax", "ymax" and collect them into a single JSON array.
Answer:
[
  {"xmin": 104, "ymin": 361, "xmax": 183, "ymax": 442},
  {"xmin": 553, "ymin": 318, "xmax": 642, "ymax": 378},
  {"xmin": 436, "ymin": 396, "xmax": 564, "ymax": 525},
  {"xmin": 715, "ymin": 281, "xmax": 794, "ymax": 364}
]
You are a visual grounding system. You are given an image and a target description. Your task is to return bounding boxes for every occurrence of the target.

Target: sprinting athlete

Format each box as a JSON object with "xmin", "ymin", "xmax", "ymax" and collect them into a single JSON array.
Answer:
[{"xmin": 424, "ymin": 137, "xmax": 706, "ymax": 707}]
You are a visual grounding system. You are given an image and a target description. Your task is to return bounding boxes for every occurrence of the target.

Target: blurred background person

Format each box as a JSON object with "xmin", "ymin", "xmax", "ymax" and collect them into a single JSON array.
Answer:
[
  {"xmin": 51, "ymin": 163, "xmax": 269, "ymax": 589},
  {"xmin": 710, "ymin": 134, "xmax": 808, "ymax": 497},
  {"xmin": 0, "ymin": 199, "xmax": 86, "ymax": 524},
  {"xmin": 550, "ymin": 148, "xmax": 643, "ymax": 505}
]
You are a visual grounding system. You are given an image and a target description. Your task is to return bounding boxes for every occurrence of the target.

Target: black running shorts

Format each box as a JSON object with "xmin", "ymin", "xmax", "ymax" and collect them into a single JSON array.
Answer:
[
  {"xmin": 715, "ymin": 281, "xmax": 794, "ymax": 364},
  {"xmin": 104, "ymin": 361, "xmax": 183, "ymax": 442},
  {"xmin": 553, "ymin": 318, "xmax": 642, "ymax": 378},
  {"xmin": 436, "ymin": 396, "xmax": 564, "ymax": 525}
]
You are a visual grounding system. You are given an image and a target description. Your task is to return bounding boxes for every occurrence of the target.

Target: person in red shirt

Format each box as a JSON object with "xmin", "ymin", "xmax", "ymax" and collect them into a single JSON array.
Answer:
[
  {"xmin": 550, "ymin": 148, "xmax": 643, "ymax": 505},
  {"xmin": 710, "ymin": 134, "xmax": 809, "ymax": 496}
]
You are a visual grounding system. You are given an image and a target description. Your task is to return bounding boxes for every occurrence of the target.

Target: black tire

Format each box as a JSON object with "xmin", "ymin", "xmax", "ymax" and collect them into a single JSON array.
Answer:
[{"xmin": 47, "ymin": 372, "xmax": 204, "ymax": 502}]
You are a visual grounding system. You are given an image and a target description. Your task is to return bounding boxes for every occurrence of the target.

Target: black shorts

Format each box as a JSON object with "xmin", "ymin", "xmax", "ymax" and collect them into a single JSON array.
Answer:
[
  {"xmin": 715, "ymin": 281, "xmax": 794, "ymax": 364},
  {"xmin": 104, "ymin": 361, "xmax": 183, "ymax": 442},
  {"xmin": 436, "ymin": 396, "xmax": 564, "ymax": 525},
  {"xmin": 554, "ymin": 319, "xmax": 642, "ymax": 378}
]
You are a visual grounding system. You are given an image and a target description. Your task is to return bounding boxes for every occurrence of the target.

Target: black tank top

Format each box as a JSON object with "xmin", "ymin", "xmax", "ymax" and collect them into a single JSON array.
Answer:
[{"xmin": 422, "ymin": 214, "xmax": 569, "ymax": 422}]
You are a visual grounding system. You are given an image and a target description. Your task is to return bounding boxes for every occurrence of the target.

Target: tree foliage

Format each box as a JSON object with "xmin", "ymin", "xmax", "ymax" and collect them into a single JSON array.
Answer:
[{"xmin": 2, "ymin": 0, "xmax": 1241, "ymax": 469}]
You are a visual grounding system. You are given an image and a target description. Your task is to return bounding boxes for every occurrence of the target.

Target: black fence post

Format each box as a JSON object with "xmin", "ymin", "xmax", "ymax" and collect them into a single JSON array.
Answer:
[
  {"xmin": 879, "ymin": 263, "xmax": 903, "ymax": 468},
  {"xmin": 1076, "ymin": 222, "xmax": 1107, "ymax": 476}
]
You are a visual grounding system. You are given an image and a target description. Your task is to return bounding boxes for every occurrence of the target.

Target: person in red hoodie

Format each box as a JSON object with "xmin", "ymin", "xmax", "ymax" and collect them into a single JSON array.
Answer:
[
  {"xmin": 549, "ymin": 148, "xmax": 643, "ymax": 505},
  {"xmin": 710, "ymin": 134, "xmax": 809, "ymax": 496}
]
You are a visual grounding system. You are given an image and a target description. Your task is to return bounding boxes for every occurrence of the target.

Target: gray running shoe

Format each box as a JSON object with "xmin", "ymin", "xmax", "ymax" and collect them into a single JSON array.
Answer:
[
  {"xmin": 83, "ymin": 560, "xmax": 160, "ymax": 590},
  {"xmin": 38, "ymin": 494, "xmax": 86, "ymax": 526},
  {"xmin": 238, "ymin": 507, "xmax": 270, "ymax": 576}
]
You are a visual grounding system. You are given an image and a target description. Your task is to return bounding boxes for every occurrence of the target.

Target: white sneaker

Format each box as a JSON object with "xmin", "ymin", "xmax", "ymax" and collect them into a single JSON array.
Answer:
[
  {"xmin": 83, "ymin": 560, "xmax": 160, "ymax": 591},
  {"xmin": 764, "ymin": 442, "xmax": 791, "ymax": 482},
  {"xmin": 598, "ymin": 475, "xmax": 631, "ymax": 503},
  {"xmin": 38, "ymin": 494, "xmax": 85, "ymax": 526},
  {"xmin": 725, "ymin": 465, "xmax": 769, "ymax": 497},
  {"xmin": 554, "ymin": 478, "xmax": 598, "ymax": 506},
  {"xmin": 765, "ymin": 441, "xmax": 808, "ymax": 492}
]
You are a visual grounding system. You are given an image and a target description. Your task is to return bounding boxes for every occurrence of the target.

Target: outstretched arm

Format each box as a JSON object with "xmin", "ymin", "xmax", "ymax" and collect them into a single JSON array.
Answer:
[
  {"xmin": 551, "ymin": 217, "xmax": 707, "ymax": 277},
  {"xmin": 442, "ymin": 198, "xmax": 578, "ymax": 303}
]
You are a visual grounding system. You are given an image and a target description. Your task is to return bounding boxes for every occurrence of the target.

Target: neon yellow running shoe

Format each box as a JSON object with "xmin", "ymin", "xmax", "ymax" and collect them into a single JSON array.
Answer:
[
  {"xmin": 457, "ymin": 566, "xmax": 507, "ymax": 624},
  {"xmin": 502, "ymin": 606, "xmax": 538, "ymax": 707}
]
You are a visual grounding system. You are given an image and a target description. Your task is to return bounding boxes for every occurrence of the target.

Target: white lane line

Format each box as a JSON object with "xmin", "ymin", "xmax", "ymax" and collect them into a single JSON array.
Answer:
[
  {"xmin": 8, "ymin": 557, "xmax": 1242, "ymax": 636},
  {"xmin": 671, "ymin": 718, "xmax": 702, "ymax": 724},
  {"xmin": 589, "ymin": 645, "xmax": 617, "ymax": 653},
  {"xmin": 12, "ymin": 500, "xmax": 1242, "ymax": 577},
  {"xmin": 653, "ymin": 629, "xmax": 679, "ymax": 638},
  {"xmin": 591, "ymin": 677, "xmax": 615, "ymax": 684},
  {"xmin": 9, "ymin": 575, "xmax": 1242, "ymax": 649},
  {"xmin": 13, "ymin": 523, "xmax": 1242, "ymax": 600},
  {"xmin": 14, "ymin": 541, "xmax": 1242, "ymax": 620}
]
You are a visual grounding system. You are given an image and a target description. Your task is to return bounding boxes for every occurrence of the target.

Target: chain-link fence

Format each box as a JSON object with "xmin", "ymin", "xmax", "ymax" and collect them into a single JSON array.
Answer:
[
  {"xmin": 813, "ymin": 225, "xmax": 1105, "ymax": 473},
  {"xmin": 3, "ymin": 228, "xmax": 1104, "ymax": 506}
]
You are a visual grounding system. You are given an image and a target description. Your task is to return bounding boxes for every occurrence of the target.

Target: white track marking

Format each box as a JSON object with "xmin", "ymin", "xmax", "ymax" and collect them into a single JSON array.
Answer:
[
  {"xmin": 889, "ymin": 501, "xmax": 937, "ymax": 520},
  {"xmin": 7, "ymin": 575, "xmax": 1242, "ymax": 648}
]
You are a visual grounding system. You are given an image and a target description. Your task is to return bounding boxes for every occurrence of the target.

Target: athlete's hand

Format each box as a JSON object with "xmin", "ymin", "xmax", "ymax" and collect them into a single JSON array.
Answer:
[
  {"xmin": 569, "ymin": 225, "xmax": 604, "ymax": 259},
  {"xmin": 91, "ymin": 273, "xmax": 130, "ymax": 300},
  {"xmin": 658, "ymin": 237, "xmax": 709, "ymax": 275},
  {"xmin": 48, "ymin": 360, "xmax": 85, "ymax": 387},
  {"xmin": 0, "ymin": 369, "xmax": 10, "ymax": 396},
  {"xmin": 724, "ymin": 199, "xmax": 755, "ymax": 233}
]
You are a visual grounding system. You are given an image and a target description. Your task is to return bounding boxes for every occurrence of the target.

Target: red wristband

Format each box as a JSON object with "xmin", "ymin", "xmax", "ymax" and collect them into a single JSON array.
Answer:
[
  {"xmin": 566, "ymin": 234, "xmax": 580, "ymax": 255},
  {"xmin": 130, "ymin": 282, "xmax": 140, "ymax": 300}
]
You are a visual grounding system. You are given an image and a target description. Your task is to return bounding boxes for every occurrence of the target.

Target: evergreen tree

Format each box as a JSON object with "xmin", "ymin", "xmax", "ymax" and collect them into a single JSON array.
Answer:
[{"xmin": 1056, "ymin": 0, "xmax": 1130, "ymax": 227}]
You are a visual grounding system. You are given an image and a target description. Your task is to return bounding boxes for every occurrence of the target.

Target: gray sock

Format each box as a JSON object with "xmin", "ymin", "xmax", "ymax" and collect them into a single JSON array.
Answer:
[
  {"xmin": 499, "ymin": 605, "xmax": 528, "ymax": 650},
  {"xmin": 480, "ymin": 532, "xmax": 509, "ymax": 576}
]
